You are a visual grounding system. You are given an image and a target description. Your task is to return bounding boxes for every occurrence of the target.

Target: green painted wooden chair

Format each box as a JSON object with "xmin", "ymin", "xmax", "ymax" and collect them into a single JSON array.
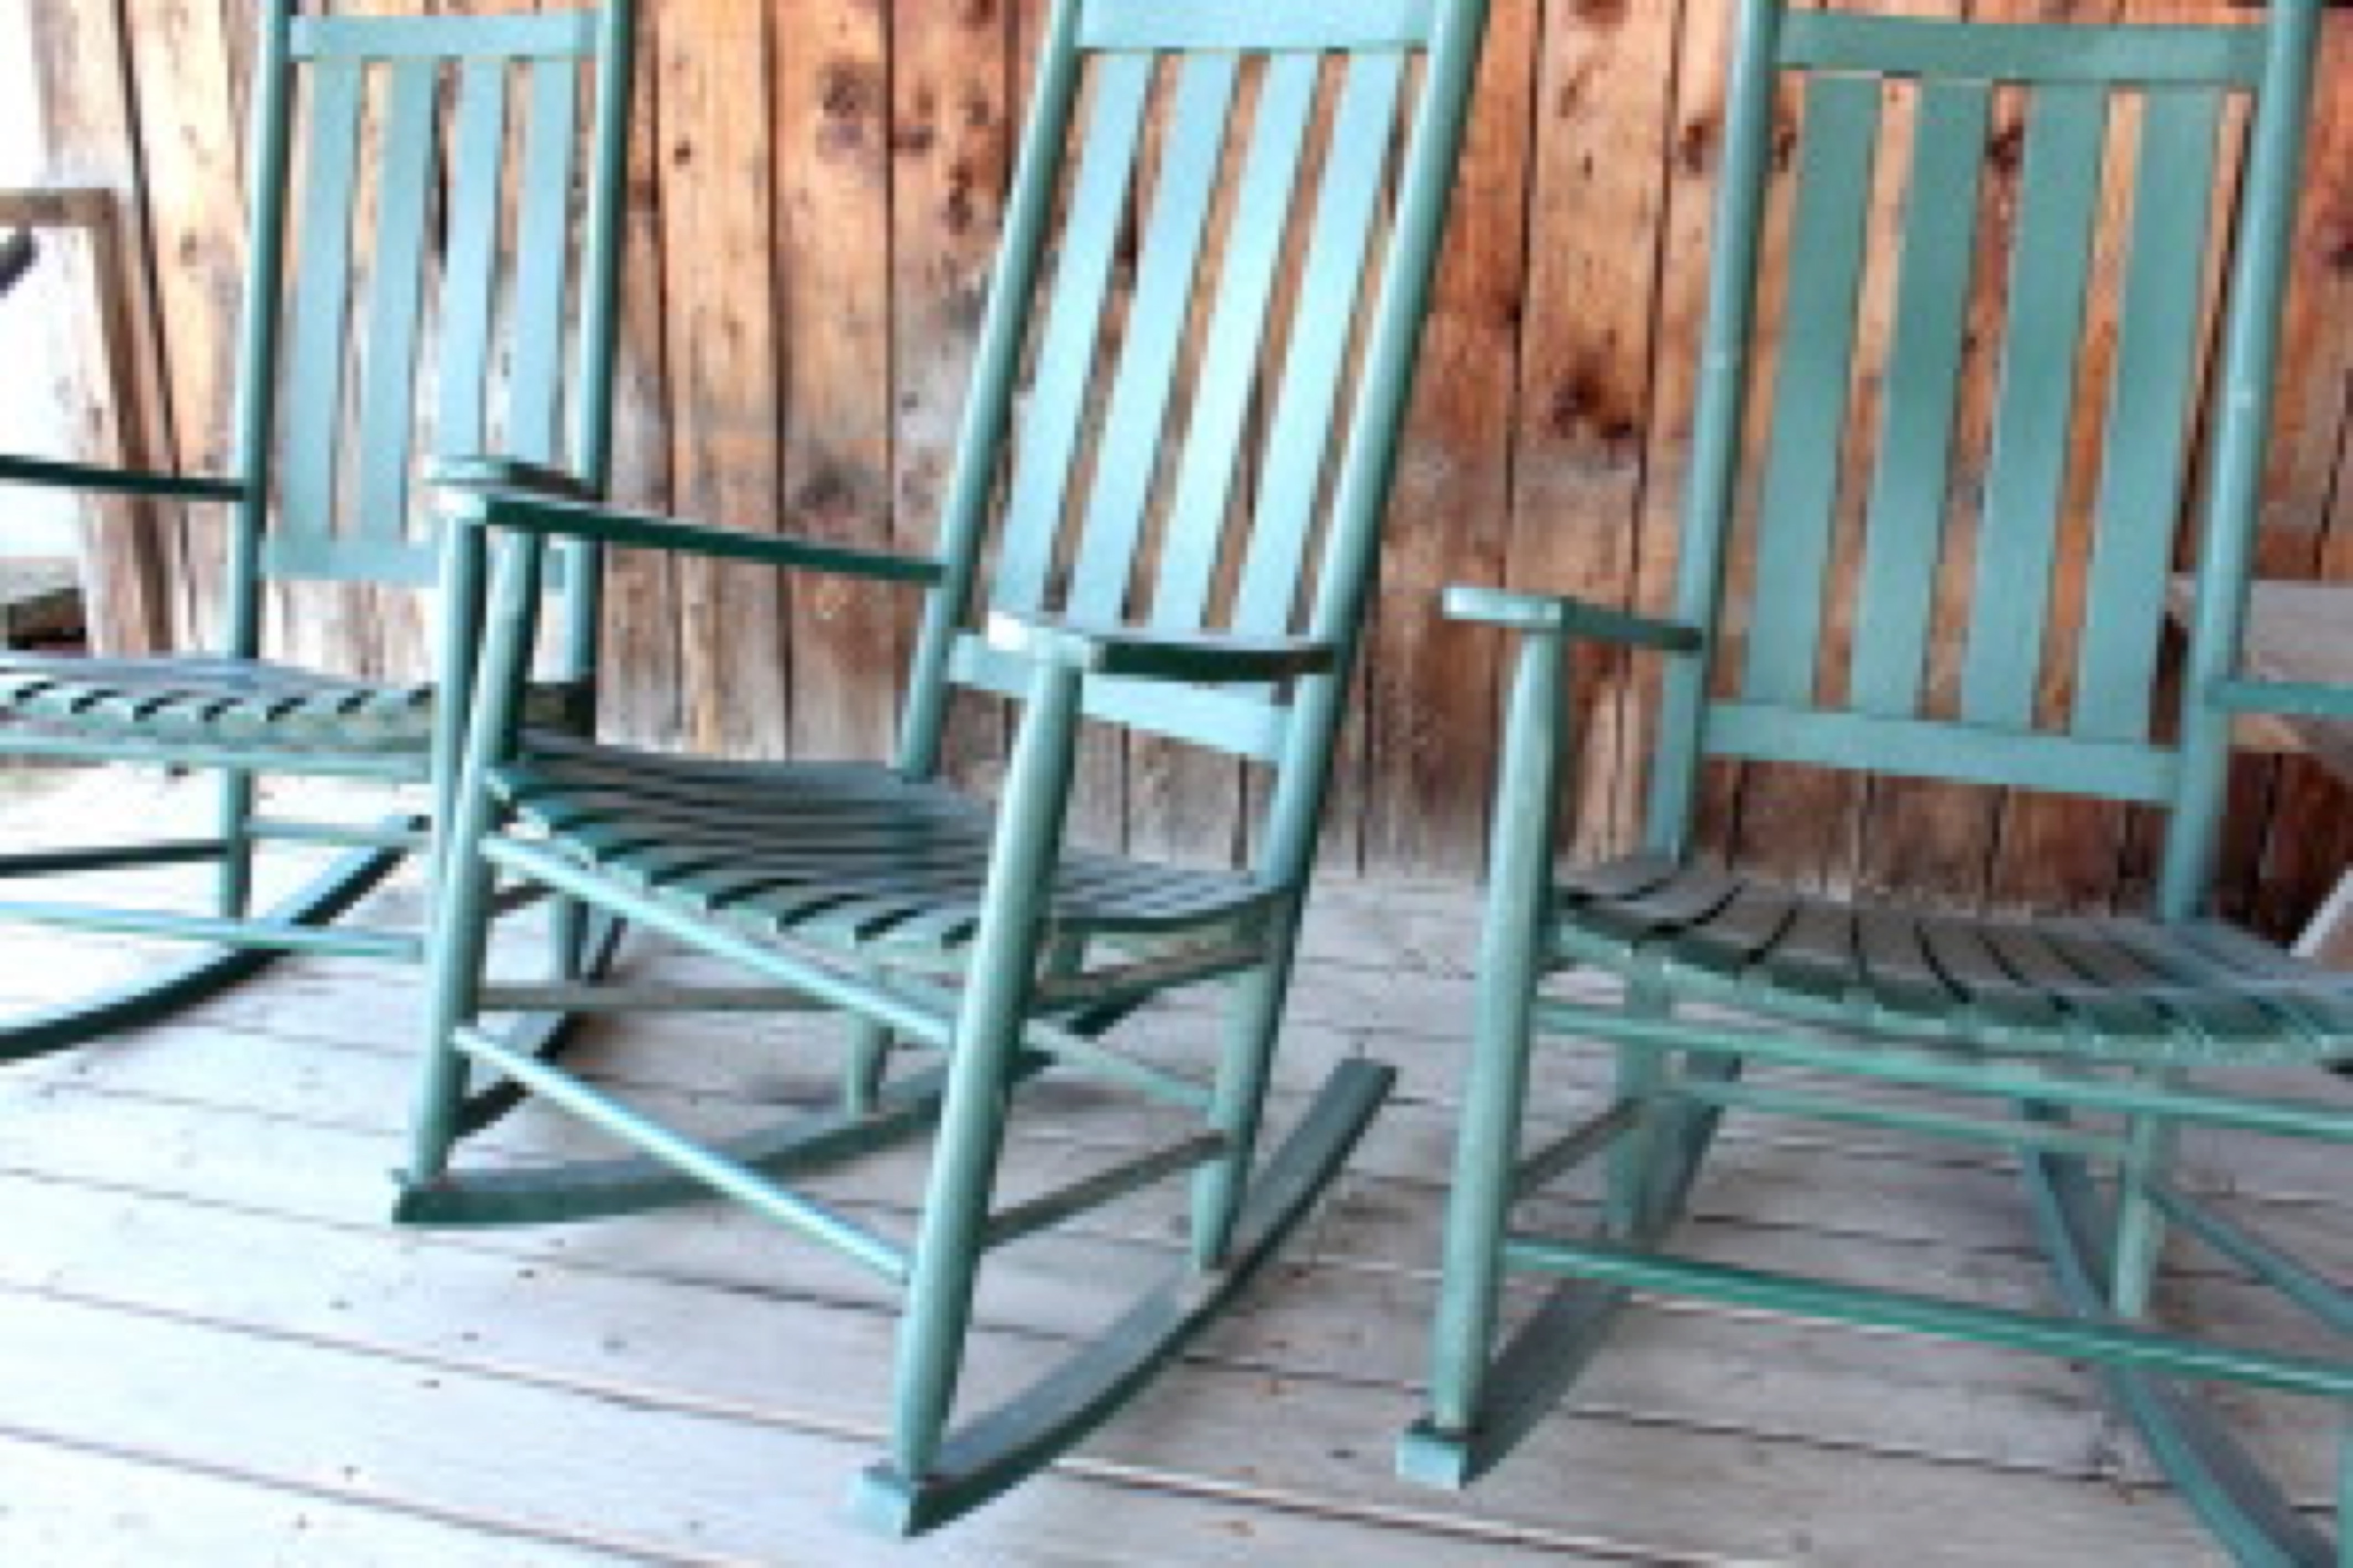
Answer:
[
  {"xmin": 1402, "ymin": 3, "xmax": 2353, "ymax": 1560},
  {"xmin": 401, "ymin": 0, "xmax": 1494, "ymax": 1535},
  {"xmin": 0, "ymin": 2, "xmax": 635, "ymax": 1078}
]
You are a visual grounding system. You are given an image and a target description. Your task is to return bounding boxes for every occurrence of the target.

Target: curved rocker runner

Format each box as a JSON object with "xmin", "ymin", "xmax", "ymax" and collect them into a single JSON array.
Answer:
[
  {"xmin": 1402, "ymin": 4, "xmax": 2353, "ymax": 1562},
  {"xmin": 0, "ymin": 2, "xmax": 640, "ymax": 1081},
  {"xmin": 399, "ymin": 0, "xmax": 1497, "ymax": 1536}
]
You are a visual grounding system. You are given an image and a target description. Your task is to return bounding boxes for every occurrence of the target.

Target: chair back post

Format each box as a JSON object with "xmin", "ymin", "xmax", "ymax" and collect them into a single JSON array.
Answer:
[
  {"xmin": 895, "ymin": 0, "xmax": 1090, "ymax": 779},
  {"xmin": 555, "ymin": 0, "xmax": 639, "ymax": 685},
  {"xmin": 1259, "ymin": 0, "xmax": 1495, "ymax": 890},
  {"xmin": 2157, "ymin": 0, "xmax": 2324, "ymax": 920},
  {"xmin": 223, "ymin": 0, "xmax": 302, "ymax": 661},
  {"xmin": 1641, "ymin": 0, "xmax": 1786, "ymax": 859}
]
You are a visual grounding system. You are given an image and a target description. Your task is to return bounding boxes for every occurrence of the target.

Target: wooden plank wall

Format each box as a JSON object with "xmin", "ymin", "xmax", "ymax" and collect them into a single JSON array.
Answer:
[{"xmin": 18, "ymin": 0, "xmax": 2353, "ymax": 931}]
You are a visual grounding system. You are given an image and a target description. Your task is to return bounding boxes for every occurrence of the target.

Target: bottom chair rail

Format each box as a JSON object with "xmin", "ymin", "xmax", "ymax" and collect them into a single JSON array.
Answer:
[
  {"xmin": 398, "ymin": 1048, "xmax": 1039, "ymax": 1234},
  {"xmin": 850, "ymin": 1057, "xmax": 1394, "ymax": 1538},
  {"xmin": 431, "ymin": 1023, "xmax": 917, "ymax": 1281},
  {"xmin": 0, "ymin": 827, "xmax": 406, "ymax": 1064},
  {"xmin": 0, "ymin": 897, "xmax": 422, "ymax": 959},
  {"xmin": 1535, "ymin": 1000, "xmax": 2353, "ymax": 1142},
  {"xmin": 0, "ymin": 839, "xmax": 229, "ymax": 879},
  {"xmin": 1500, "ymin": 1233, "xmax": 2353, "ymax": 1402}
]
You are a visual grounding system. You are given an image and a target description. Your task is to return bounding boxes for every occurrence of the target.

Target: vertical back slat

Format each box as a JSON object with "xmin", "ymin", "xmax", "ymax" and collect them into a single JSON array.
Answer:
[
  {"xmin": 1066, "ymin": 55, "xmax": 1240, "ymax": 622},
  {"xmin": 2074, "ymin": 88, "xmax": 2225, "ymax": 742},
  {"xmin": 354, "ymin": 60, "xmax": 441, "ymax": 543},
  {"xmin": 1148, "ymin": 53, "xmax": 1319, "ymax": 632},
  {"xmin": 436, "ymin": 60, "xmax": 510, "ymax": 460},
  {"xmin": 1231, "ymin": 51, "xmax": 1404, "ymax": 636},
  {"xmin": 1739, "ymin": 74, "xmax": 1883, "ymax": 707},
  {"xmin": 990, "ymin": 52, "xmax": 1157, "ymax": 617},
  {"xmin": 1958, "ymin": 82, "xmax": 2110, "ymax": 729},
  {"xmin": 280, "ymin": 60, "xmax": 368, "ymax": 543},
  {"xmin": 508, "ymin": 56, "xmax": 581, "ymax": 464},
  {"xmin": 1850, "ymin": 81, "xmax": 1990, "ymax": 719}
]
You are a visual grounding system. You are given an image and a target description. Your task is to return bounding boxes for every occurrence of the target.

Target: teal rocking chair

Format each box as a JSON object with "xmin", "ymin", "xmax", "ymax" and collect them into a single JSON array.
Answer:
[
  {"xmin": 401, "ymin": 0, "xmax": 1494, "ymax": 1535},
  {"xmin": 1404, "ymin": 3, "xmax": 2353, "ymax": 1561},
  {"xmin": 0, "ymin": 2, "xmax": 635, "ymax": 1082}
]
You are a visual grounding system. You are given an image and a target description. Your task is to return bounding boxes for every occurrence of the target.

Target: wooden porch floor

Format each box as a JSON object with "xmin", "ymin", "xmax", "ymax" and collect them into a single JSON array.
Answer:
[{"xmin": 0, "ymin": 767, "xmax": 2342, "ymax": 1565}]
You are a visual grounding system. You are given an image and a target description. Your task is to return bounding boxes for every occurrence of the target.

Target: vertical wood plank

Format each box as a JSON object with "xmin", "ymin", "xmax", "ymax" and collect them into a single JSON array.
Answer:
[
  {"xmin": 1506, "ymin": 0, "xmax": 1686, "ymax": 864},
  {"xmin": 597, "ymin": 0, "xmax": 687, "ymax": 749},
  {"xmin": 21, "ymin": 3, "xmax": 179, "ymax": 655},
  {"xmin": 1364, "ymin": 0, "xmax": 1537, "ymax": 877},
  {"xmin": 660, "ymin": 0, "xmax": 788, "ymax": 757},
  {"xmin": 121, "ymin": 0, "xmax": 250, "ymax": 652},
  {"xmin": 776, "ymin": 0, "xmax": 898, "ymax": 763},
  {"xmin": 888, "ymin": 0, "xmax": 1014, "ymax": 791}
]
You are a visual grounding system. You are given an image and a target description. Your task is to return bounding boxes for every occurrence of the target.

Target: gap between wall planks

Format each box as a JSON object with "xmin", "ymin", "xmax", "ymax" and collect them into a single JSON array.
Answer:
[{"xmin": 17, "ymin": 0, "xmax": 2353, "ymax": 931}]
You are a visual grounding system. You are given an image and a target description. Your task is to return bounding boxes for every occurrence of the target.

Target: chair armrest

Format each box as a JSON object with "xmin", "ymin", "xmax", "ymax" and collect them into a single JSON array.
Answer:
[
  {"xmin": 445, "ymin": 489, "xmax": 947, "ymax": 586},
  {"xmin": 1443, "ymin": 584, "xmax": 1705, "ymax": 654},
  {"xmin": 0, "ymin": 453, "xmax": 245, "ymax": 505},
  {"xmin": 985, "ymin": 610, "xmax": 1338, "ymax": 684},
  {"xmin": 426, "ymin": 454, "xmax": 595, "ymax": 501},
  {"xmin": 2212, "ymin": 678, "xmax": 2353, "ymax": 723}
]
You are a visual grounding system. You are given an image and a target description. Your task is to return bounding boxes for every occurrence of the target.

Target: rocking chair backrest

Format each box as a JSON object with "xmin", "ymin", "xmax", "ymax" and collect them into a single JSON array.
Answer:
[
  {"xmin": 1643, "ymin": 0, "xmax": 2323, "ymax": 919},
  {"xmin": 226, "ymin": 2, "xmax": 635, "ymax": 626},
  {"xmin": 900, "ymin": 0, "xmax": 1492, "ymax": 883}
]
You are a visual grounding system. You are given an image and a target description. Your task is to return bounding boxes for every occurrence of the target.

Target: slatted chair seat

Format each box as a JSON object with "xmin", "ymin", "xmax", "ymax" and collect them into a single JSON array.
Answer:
[
  {"xmin": 1554, "ymin": 855, "xmax": 2353, "ymax": 1066},
  {"xmin": 496, "ymin": 740, "xmax": 1278, "ymax": 952},
  {"xmin": 0, "ymin": 652, "xmax": 585, "ymax": 755}
]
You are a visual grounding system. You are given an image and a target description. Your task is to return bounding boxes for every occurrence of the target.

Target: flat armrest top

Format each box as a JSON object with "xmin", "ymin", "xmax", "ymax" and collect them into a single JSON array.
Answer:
[
  {"xmin": 0, "ymin": 454, "xmax": 245, "ymax": 505},
  {"xmin": 446, "ymin": 489, "xmax": 947, "ymax": 586},
  {"xmin": 426, "ymin": 454, "xmax": 594, "ymax": 501},
  {"xmin": 1443, "ymin": 584, "xmax": 1704, "ymax": 654},
  {"xmin": 2212, "ymin": 678, "xmax": 2353, "ymax": 723},
  {"xmin": 985, "ymin": 610, "xmax": 1338, "ymax": 684}
]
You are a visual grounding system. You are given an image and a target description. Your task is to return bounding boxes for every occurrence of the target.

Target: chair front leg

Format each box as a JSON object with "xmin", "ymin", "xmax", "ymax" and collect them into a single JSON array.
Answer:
[
  {"xmin": 1189, "ymin": 921, "xmax": 1298, "ymax": 1270},
  {"xmin": 409, "ymin": 532, "xmax": 545, "ymax": 1184},
  {"xmin": 890, "ymin": 660, "xmax": 1083, "ymax": 1483},
  {"xmin": 1426, "ymin": 629, "xmax": 1572, "ymax": 1438}
]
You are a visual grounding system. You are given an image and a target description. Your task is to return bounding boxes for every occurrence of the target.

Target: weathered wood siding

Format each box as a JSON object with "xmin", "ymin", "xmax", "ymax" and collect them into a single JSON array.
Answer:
[{"xmin": 19, "ymin": 1, "xmax": 2353, "ymax": 928}]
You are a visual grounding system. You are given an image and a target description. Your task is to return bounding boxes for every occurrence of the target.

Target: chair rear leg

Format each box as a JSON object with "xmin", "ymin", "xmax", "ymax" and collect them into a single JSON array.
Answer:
[
  {"xmin": 1188, "ymin": 928, "xmax": 1296, "ymax": 1271},
  {"xmin": 543, "ymin": 891, "xmax": 594, "ymax": 987},
  {"xmin": 843, "ymin": 1017, "xmax": 895, "ymax": 1118},
  {"xmin": 215, "ymin": 770, "xmax": 258, "ymax": 919},
  {"xmin": 1604, "ymin": 1009, "xmax": 1669, "ymax": 1242}
]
